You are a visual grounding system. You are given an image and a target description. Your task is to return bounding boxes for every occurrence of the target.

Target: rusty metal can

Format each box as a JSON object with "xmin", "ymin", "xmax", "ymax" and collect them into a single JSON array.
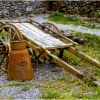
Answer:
[{"xmin": 8, "ymin": 40, "xmax": 34, "ymax": 81}]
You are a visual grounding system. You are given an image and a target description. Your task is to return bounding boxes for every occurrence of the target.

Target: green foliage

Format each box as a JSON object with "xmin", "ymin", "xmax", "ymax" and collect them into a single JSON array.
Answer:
[
  {"xmin": 59, "ymin": 93, "xmax": 74, "ymax": 99},
  {"xmin": 48, "ymin": 12, "xmax": 100, "ymax": 30},
  {"xmin": 66, "ymin": 14, "xmax": 79, "ymax": 22},
  {"xmin": 63, "ymin": 50, "xmax": 84, "ymax": 66},
  {"xmin": 72, "ymin": 92, "xmax": 92, "ymax": 99},
  {"xmin": 22, "ymin": 86, "xmax": 30, "ymax": 91},
  {"xmin": 61, "ymin": 30, "xmax": 65, "ymax": 33},
  {"xmin": 0, "ymin": 30, "xmax": 9, "ymax": 36},
  {"xmin": 83, "ymin": 78, "xmax": 97, "ymax": 87},
  {"xmin": 94, "ymin": 11, "xmax": 100, "ymax": 18},
  {"xmin": 49, "ymin": 12, "xmax": 65, "ymax": 18},
  {"xmin": 8, "ymin": 82, "xmax": 23, "ymax": 86},
  {"xmin": 48, "ymin": 12, "xmax": 80, "ymax": 25},
  {"xmin": 40, "ymin": 91, "xmax": 61, "ymax": 99},
  {"xmin": 82, "ymin": 22, "xmax": 100, "ymax": 30},
  {"xmin": 94, "ymin": 69, "xmax": 100, "ymax": 76},
  {"xmin": 49, "ymin": 12, "xmax": 67, "ymax": 24},
  {"xmin": 72, "ymin": 86, "xmax": 100, "ymax": 99},
  {"xmin": 68, "ymin": 30, "xmax": 100, "ymax": 61}
]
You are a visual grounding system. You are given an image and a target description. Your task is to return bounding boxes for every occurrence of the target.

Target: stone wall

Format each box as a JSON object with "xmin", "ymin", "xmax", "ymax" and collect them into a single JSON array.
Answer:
[
  {"xmin": 64, "ymin": 1, "xmax": 100, "ymax": 17},
  {"xmin": 45, "ymin": 1, "xmax": 100, "ymax": 17},
  {"xmin": 0, "ymin": 1, "xmax": 100, "ymax": 18},
  {"xmin": 0, "ymin": 1, "xmax": 46, "ymax": 18}
]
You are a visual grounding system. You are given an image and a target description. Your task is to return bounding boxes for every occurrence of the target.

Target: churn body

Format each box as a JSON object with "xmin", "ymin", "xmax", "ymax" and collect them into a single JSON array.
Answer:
[{"xmin": 8, "ymin": 40, "xmax": 34, "ymax": 81}]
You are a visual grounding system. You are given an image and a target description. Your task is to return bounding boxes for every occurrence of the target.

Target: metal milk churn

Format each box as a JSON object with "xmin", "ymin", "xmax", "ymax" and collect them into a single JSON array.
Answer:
[{"xmin": 8, "ymin": 40, "xmax": 34, "ymax": 81}]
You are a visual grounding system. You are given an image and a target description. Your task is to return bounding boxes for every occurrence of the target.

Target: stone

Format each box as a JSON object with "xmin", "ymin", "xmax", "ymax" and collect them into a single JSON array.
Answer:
[
  {"xmin": 26, "ymin": 6, "xmax": 33, "ymax": 12},
  {"xmin": 0, "ymin": 1, "xmax": 100, "ymax": 18}
]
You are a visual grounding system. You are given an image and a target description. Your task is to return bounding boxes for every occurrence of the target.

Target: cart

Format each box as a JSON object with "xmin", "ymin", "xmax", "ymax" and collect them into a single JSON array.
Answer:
[{"xmin": 0, "ymin": 20, "xmax": 100, "ymax": 85}]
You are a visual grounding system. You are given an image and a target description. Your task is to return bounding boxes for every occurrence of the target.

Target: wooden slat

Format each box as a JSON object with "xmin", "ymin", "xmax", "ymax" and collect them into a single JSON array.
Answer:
[{"xmin": 12, "ymin": 23, "xmax": 72, "ymax": 49}]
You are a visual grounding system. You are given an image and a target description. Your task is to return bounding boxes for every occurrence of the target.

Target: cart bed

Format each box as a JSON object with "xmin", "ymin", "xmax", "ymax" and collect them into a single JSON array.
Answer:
[{"xmin": 13, "ymin": 23, "xmax": 72, "ymax": 49}]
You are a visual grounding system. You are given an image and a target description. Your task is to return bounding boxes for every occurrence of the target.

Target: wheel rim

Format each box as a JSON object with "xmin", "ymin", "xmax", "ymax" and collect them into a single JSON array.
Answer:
[{"xmin": 42, "ymin": 22, "xmax": 62, "ymax": 34}]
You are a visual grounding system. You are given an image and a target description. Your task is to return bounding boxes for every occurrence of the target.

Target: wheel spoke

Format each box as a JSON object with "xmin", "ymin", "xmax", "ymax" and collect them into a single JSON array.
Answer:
[
  {"xmin": 12, "ymin": 33, "xmax": 17, "ymax": 40},
  {"xmin": 8, "ymin": 28, "xmax": 11, "ymax": 39},
  {"xmin": 0, "ymin": 54, "xmax": 7, "ymax": 65}
]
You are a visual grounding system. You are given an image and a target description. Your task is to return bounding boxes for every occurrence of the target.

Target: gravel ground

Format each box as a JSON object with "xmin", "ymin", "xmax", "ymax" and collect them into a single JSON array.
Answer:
[
  {"xmin": 0, "ymin": 70, "xmax": 41, "ymax": 99},
  {"xmin": 0, "ymin": 64, "xmax": 68, "ymax": 99},
  {"xmin": 0, "ymin": 14, "xmax": 100, "ymax": 99}
]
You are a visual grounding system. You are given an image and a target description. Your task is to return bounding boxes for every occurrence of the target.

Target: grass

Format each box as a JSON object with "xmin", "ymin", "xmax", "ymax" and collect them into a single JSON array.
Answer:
[
  {"xmin": 39, "ymin": 31, "xmax": 100, "ymax": 99},
  {"xmin": 94, "ymin": 11, "xmax": 100, "ymax": 19},
  {"xmin": 39, "ymin": 78, "xmax": 100, "ymax": 99},
  {"xmin": 40, "ymin": 91, "xmax": 61, "ymax": 99},
  {"xmin": 82, "ymin": 22, "xmax": 100, "ymax": 30},
  {"xmin": 8, "ymin": 81, "xmax": 31, "ymax": 92},
  {"xmin": 22, "ymin": 86, "xmax": 30, "ymax": 91},
  {"xmin": 48, "ymin": 12, "xmax": 100, "ymax": 30},
  {"xmin": 8, "ymin": 81, "xmax": 23, "ymax": 86},
  {"xmin": 48, "ymin": 12, "xmax": 80, "ymax": 25}
]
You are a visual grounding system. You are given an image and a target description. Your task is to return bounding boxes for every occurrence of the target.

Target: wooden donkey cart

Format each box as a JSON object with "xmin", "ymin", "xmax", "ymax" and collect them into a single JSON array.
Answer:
[{"xmin": 0, "ymin": 20, "xmax": 100, "ymax": 85}]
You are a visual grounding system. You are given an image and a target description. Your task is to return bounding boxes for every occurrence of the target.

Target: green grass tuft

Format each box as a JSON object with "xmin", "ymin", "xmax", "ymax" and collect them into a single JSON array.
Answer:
[
  {"xmin": 40, "ymin": 91, "xmax": 61, "ymax": 99},
  {"xmin": 22, "ymin": 86, "xmax": 30, "ymax": 91},
  {"xmin": 48, "ymin": 12, "xmax": 80, "ymax": 25},
  {"xmin": 8, "ymin": 82, "xmax": 23, "ymax": 86}
]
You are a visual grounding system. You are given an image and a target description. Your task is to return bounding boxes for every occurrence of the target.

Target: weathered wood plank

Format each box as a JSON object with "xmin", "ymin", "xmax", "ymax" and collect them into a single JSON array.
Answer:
[{"xmin": 12, "ymin": 23, "xmax": 70, "ymax": 49}]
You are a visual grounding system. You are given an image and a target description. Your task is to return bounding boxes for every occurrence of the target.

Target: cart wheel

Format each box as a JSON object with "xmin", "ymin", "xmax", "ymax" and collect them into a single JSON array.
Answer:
[
  {"xmin": 42, "ymin": 22, "xmax": 64, "ymax": 59},
  {"xmin": 0, "ymin": 24, "xmax": 23, "ymax": 72},
  {"xmin": 0, "ymin": 20, "xmax": 5, "ymax": 27},
  {"xmin": 42, "ymin": 22, "xmax": 62, "ymax": 34}
]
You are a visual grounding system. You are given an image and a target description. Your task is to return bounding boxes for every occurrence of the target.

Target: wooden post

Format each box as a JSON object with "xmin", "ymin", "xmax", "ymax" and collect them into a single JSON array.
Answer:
[{"xmin": 66, "ymin": 47, "xmax": 100, "ymax": 69}]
